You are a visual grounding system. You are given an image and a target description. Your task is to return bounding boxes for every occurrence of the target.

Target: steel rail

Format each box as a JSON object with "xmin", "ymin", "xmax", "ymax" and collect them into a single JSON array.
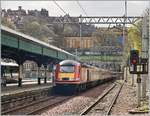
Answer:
[
  {"xmin": 27, "ymin": 96, "xmax": 74, "ymax": 115},
  {"xmin": 80, "ymin": 83, "xmax": 116, "ymax": 115},
  {"xmin": 106, "ymin": 81, "xmax": 124, "ymax": 115},
  {"xmin": 2, "ymin": 93, "xmax": 41, "ymax": 105},
  {"xmin": 1, "ymin": 96, "xmax": 56, "ymax": 115}
]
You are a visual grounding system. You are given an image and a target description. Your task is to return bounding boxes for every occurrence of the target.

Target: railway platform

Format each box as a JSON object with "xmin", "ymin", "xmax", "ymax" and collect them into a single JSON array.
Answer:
[
  {"xmin": 1, "ymin": 81, "xmax": 53, "ymax": 114},
  {"xmin": 1, "ymin": 81, "xmax": 52, "ymax": 97}
]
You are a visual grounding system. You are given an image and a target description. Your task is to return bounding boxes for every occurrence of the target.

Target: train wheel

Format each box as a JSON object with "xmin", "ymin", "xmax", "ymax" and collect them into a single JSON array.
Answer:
[
  {"xmin": 78, "ymin": 85, "xmax": 81, "ymax": 93},
  {"xmin": 76, "ymin": 85, "xmax": 81, "ymax": 93},
  {"xmin": 81, "ymin": 84, "xmax": 84, "ymax": 92},
  {"xmin": 75, "ymin": 85, "xmax": 79, "ymax": 93}
]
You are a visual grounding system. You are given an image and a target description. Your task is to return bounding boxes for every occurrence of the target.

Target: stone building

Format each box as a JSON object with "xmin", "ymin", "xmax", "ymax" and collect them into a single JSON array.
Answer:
[
  {"xmin": 28, "ymin": 8, "xmax": 48, "ymax": 17},
  {"xmin": 23, "ymin": 61, "xmax": 48, "ymax": 78},
  {"xmin": 65, "ymin": 37, "xmax": 95, "ymax": 50},
  {"xmin": 6, "ymin": 6, "xmax": 26, "ymax": 16}
]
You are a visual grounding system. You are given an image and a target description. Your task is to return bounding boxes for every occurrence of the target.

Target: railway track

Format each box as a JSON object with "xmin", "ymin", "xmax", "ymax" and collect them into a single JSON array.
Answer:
[
  {"xmin": 2, "ymin": 92, "xmax": 47, "ymax": 105},
  {"xmin": 2, "ymin": 95, "xmax": 73, "ymax": 115},
  {"xmin": 1, "ymin": 89, "xmax": 49, "ymax": 111},
  {"xmin": 80, "ymin": 81, "xmax": 124, "ymax": 115},
  {"xmin": 27, "ymin": 95, "xmax": 74, "ymax": 115}
]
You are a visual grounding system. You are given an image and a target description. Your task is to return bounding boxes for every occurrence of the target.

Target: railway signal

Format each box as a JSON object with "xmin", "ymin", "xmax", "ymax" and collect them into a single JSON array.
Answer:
[
  {"xmin": 129, "ymin": 50, "xmax": 140, "ymax": 106},
  {"xmin": 130, "ymin": 50, "xmax": 139, "ymax": 65},
  {"xmin": 129, "ymin": 50, "xmax": 148, "ymax": 74}
]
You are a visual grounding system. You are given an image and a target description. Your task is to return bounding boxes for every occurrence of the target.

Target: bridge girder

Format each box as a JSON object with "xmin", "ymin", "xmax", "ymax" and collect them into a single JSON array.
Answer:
[{"xmin": 51, "ymin": 16, "xmax": 143, "ymax": 25}]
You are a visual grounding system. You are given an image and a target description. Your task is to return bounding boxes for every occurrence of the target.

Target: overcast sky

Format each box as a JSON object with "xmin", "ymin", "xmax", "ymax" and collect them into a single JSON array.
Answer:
[{"xmin": 1, "ymin": 1, "xmax": 149, "ymax": 16}]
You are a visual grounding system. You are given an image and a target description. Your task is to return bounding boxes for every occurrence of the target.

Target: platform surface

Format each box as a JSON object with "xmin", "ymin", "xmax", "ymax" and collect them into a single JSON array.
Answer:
[{"xmin": 1, "ymin": 80, "xmax": 52, "ymax": 96}]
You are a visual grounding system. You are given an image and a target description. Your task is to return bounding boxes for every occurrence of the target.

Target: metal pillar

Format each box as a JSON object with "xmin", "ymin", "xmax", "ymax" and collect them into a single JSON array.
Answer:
[
  {"xmin": 75, "ymin": 49, "xmax": 78, "ymax": 57},
  {"xmin": 51, "ymin": 63, "xmax": 56, "ymax": 86},
  {"xmin": 121, "ymin": 65, "xmax": 124, "ymax": 80},
  {"xmin": 141, "ymin": 15, "xmax": 148, "ymax": 100},
  {"xmin": 122, "ymin": 0, "xmax": 127, "ymax": 78},
  {"xmin": 44, "ymin": 66, "xmax": 47, "ymax": 84},
  {"xmin": 18, "ymin": 64, "xmax": 23, "ymax": 87},
  {"xmin": 122, "ymin": 0, "xmax": 127, "ymax": 52},
  {"xmin": 37, "ymin": 64, "xmax": 41, "ymax": 85},
  {"xmin": 137, "ymin": 74, "xmax": 141, "ymax": 107},
  {"xmin": 79, "ymin": 15, "xmax": 82, "ymax": 54},
  {"xmin": 124, "ymin": 66, "xmax": 126, "ymax": 82},
  {"xmin": 131, "ymin": 74, "xmax": 134, "ymax": 86},
  {"xmin": 80, "ymin": 23, "xmax": 82, "ymax": 50},
  {"xmin": 148, "ymin": 1, "xmax": 150, "ymax": 114},
  {"xmin": 2, "ymin": 67, "xmax": 6, "ymax": 87},
  {"xmin": 142, "ymin": 75, "xmax": 147, "ymax": 100},
  {"xmin": 126, "ymin": 66, "xmax": 128, "ymax": 82}
]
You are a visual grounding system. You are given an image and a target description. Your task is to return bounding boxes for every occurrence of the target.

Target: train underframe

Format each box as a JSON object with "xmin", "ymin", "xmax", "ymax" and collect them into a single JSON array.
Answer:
[{"xmin": 53, "ymin": 77, "xmax": 115, "ymax": 95}]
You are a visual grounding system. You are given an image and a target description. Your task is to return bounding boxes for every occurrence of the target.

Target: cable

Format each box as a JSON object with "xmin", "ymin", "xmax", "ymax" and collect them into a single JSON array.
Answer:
[
  {"xmin": 53, "ymin": 0, "xmax": 67, "ymax": 15},
  {"xmin": 76, "ymin": 1, "xmax": 97, "ymax": 24},
  {"xmin": 76, "ymin": 1, "xmax": 88, "ymax": 17}
]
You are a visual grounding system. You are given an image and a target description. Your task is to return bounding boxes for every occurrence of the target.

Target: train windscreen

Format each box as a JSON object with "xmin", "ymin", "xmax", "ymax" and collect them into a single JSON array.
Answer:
[{"xmin": 60, "ymin": 65, "xmax": 74, "ymax": 73}]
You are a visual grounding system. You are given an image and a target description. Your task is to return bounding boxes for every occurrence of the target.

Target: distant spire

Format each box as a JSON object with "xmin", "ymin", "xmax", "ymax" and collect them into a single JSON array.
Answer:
[{"xmin": 18, "ymin": 6, "xmax": 22, "ymax": 10}]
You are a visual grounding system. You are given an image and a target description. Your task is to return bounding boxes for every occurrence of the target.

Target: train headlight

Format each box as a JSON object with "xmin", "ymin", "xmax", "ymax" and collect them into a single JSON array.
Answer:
[
  {"xmin": 69, "ymin": 78, "xmax": 74, "ymax": 80},
  {"xmin": 75, "ymin": 78, "xmax": 80, "ymax": 80}
]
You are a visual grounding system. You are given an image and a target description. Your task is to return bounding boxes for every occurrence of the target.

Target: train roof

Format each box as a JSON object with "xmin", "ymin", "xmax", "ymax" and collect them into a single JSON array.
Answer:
[
  {"xmin": 59, "ymin": 60, "xmax": 80, "ymax": 65},
  {"xmin": 59, "ymin": 60, "xmax": 112, "ymax": 72}
]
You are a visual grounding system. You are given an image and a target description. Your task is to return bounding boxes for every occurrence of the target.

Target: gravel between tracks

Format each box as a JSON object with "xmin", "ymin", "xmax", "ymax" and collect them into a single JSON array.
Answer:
[
  {"xmin": 41, "ymin": 82, "xmax": 113, "ymax": 115},
  {"xmin": 111, "ymin": 81, "xmax": 148, "ymax": 116}
]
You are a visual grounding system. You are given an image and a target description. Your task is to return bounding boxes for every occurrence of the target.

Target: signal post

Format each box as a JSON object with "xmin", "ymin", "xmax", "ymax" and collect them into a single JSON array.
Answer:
[
  {"xmin": 141, "ymin": 15, "xmax": 148, "ymax": 100},
  {"xmin": 137, "ymin": 74, "xmax": 141, "ymax": 106},
  {"xmin": 129, "ymin": 50, "xmax": 148, "ymax": 107}
]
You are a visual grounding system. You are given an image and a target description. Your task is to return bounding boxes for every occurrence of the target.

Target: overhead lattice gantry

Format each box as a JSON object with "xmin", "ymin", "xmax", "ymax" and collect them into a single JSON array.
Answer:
[{"xmin": 51, "ymin": 16, "xmax": 143, "ymax": 25}]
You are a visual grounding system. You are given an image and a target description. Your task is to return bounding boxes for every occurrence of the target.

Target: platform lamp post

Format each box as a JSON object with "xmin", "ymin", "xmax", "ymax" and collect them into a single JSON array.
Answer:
[
  {"xmin": 122, "ymin": 0, "xmax": 127, "ymax": 81},
  {"xmin": 148, "ymin": 1, "xmax": 150, "ymax": 113}
]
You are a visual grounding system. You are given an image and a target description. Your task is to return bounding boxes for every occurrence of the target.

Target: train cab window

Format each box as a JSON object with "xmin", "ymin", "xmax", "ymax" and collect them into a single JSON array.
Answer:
[{"xmin": 60, "ymin": 65, "xmax": 74, "ymax": 73}]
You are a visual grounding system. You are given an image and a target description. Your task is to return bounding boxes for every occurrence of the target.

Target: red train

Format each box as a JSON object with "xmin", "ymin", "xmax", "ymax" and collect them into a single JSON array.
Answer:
[{"xmin": 54, "ymin": 60, "xmax": 115, "ymax": 93}]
